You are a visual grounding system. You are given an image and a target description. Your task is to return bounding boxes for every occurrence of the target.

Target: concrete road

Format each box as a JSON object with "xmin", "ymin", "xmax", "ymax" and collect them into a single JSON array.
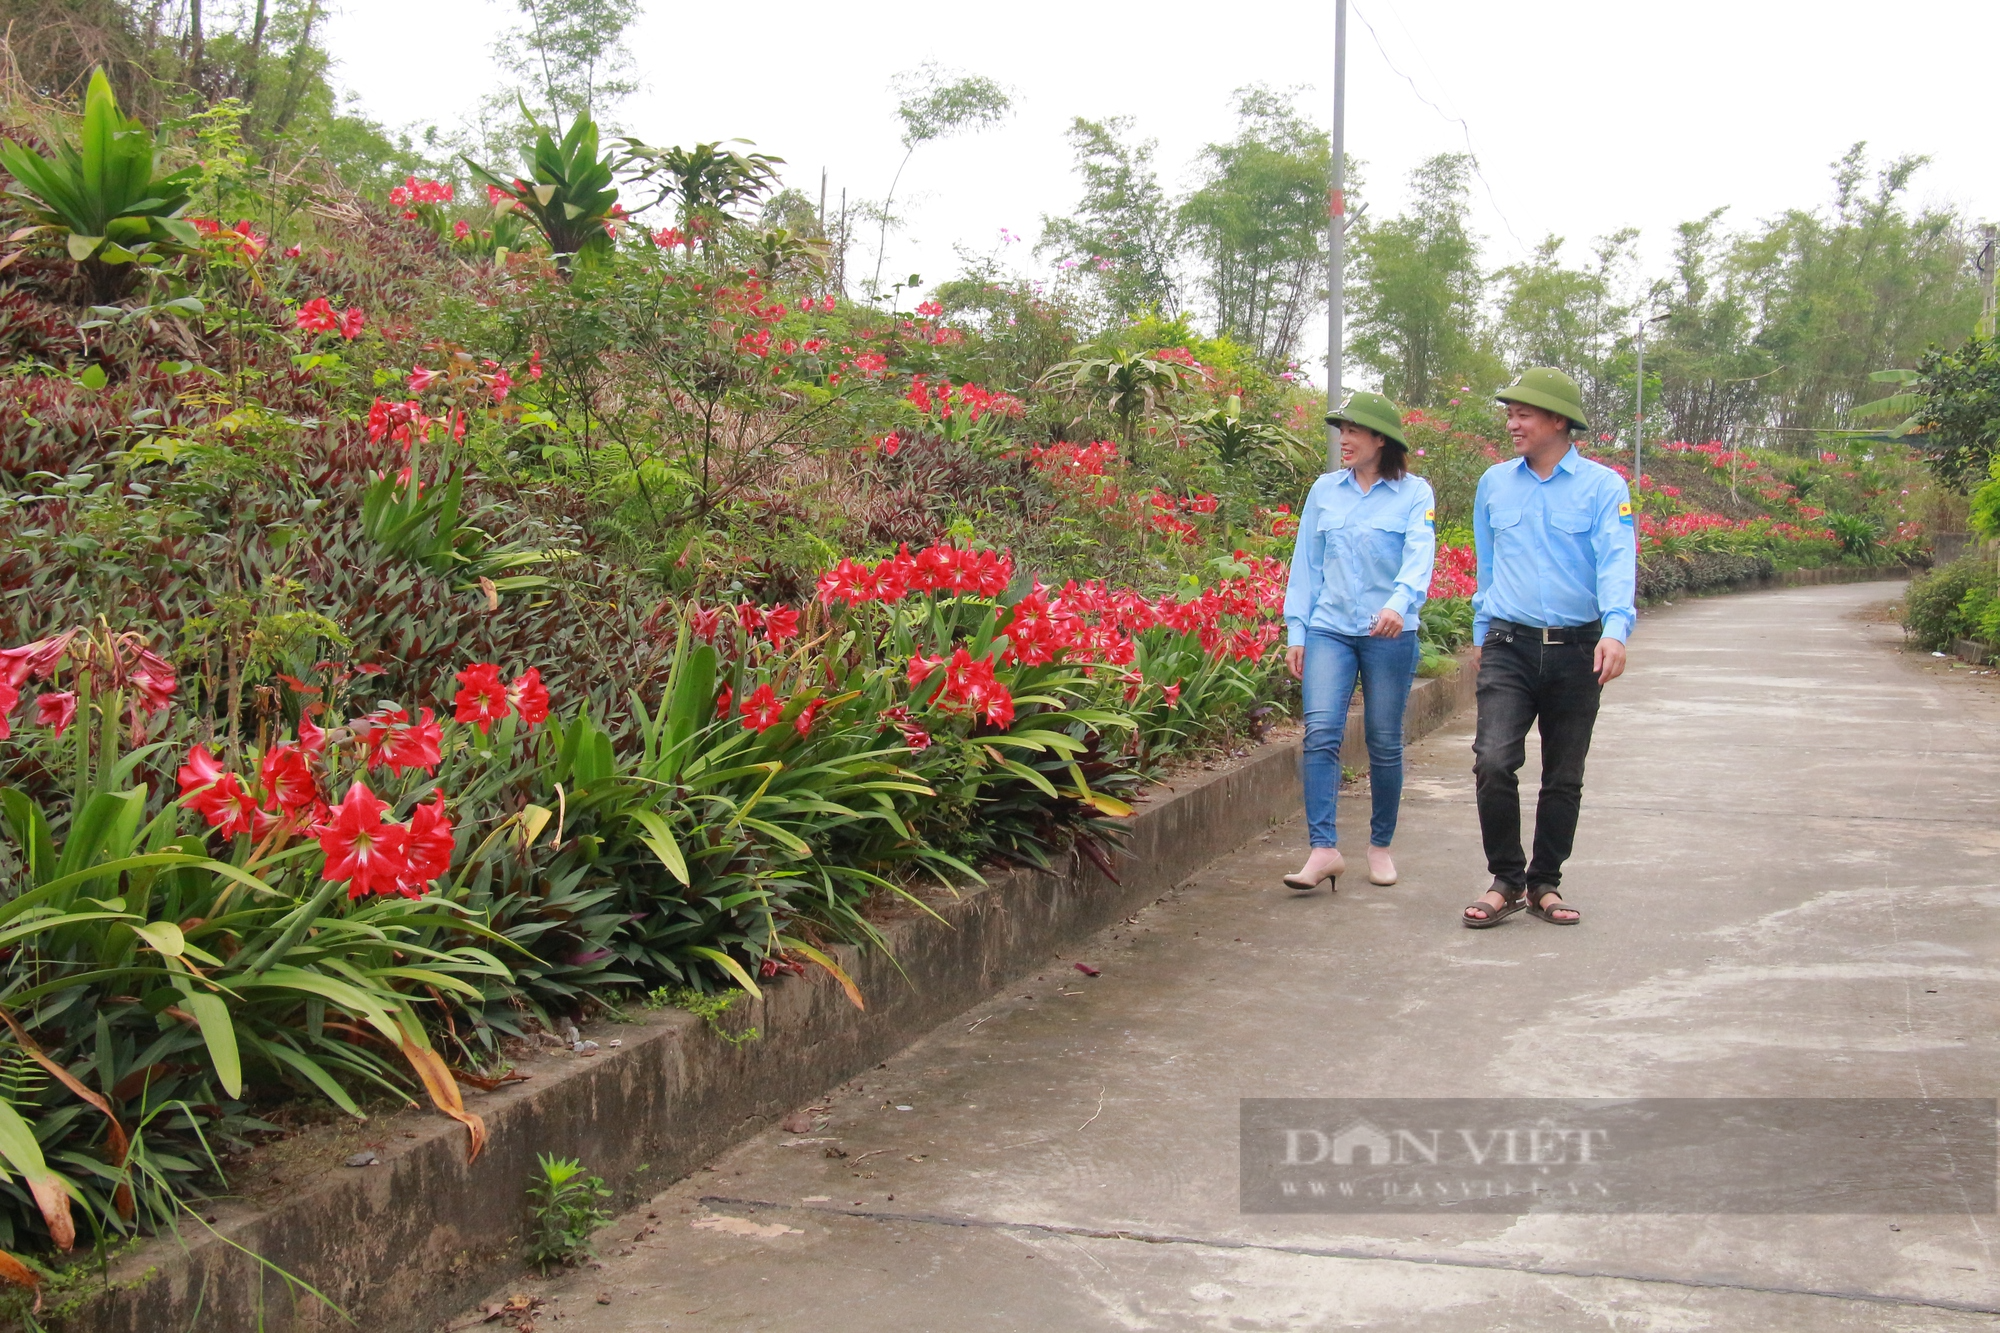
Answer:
[{"xmin": 461, "ymin": 582, "xmax": 2000, "ymax": 1331}]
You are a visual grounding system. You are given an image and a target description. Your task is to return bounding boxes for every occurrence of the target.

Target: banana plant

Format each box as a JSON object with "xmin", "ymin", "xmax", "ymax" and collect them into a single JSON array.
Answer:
[
  {"xmin": 465, "ymin": 111, "xmax": 620, "ymax": 273},
  {"xmin": 0, "ymin": 68, "xmax": 200, "ymax": 300}
]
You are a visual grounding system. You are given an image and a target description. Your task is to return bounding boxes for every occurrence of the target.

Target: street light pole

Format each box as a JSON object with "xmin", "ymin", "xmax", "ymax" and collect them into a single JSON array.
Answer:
[
  {"xmin": 1634, "ymin": 314, "xmax": 1660, "ymax": 487},
  {"xmin": 1325, "ymin": 0, "xmax": 1347, "ymax": 472}
]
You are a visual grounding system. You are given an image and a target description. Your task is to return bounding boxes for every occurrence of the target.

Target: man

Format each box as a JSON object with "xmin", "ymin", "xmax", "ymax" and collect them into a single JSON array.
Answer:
[{"xmin": 1460, "ymin": 367, "xmax": 1636, "ymax": 929}]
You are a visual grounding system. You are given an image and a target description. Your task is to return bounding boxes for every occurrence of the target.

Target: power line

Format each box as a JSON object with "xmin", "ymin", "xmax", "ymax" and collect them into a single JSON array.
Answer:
[{"xmin": 1347, "ymin": 0, "xmax": 1531, "ymax": 256}]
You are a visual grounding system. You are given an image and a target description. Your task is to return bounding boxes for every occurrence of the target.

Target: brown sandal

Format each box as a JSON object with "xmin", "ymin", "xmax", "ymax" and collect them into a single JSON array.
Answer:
[
  {"xmin": 1527, "ymin": 888, "xmax": 1580, "ymax": 925},
  {"xmin": 1462, "ymin": 885, "xmax": 1524, "ymax": 929}
]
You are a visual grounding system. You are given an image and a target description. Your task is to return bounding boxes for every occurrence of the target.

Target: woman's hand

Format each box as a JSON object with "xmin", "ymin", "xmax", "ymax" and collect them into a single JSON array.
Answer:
[
  {"xmin": 1286, "ymin": 645, "xmax": 1305, "ymax": 680},
  {"xmin": 1369, "ymin": 608, "xmax": 1405, "ymax": 638}
]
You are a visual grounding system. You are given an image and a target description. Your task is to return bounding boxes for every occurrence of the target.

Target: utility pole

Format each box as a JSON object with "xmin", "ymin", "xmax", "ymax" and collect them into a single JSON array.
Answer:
[
  {"xmin": 1325, "ymin": 0, "xmax": 1348, "ymax": 472},
  {"xmin": 1979, "ymin": 223, "xmax": 1997, "ymax": 340}
]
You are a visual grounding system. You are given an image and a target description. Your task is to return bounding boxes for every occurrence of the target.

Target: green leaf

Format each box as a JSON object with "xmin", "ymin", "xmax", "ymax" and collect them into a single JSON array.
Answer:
[
  {"xmin": 630, "ymin": 809, "xmax": 690, "ymax": 885},
  {"xmin": 78, "ymin": 363, "xmax": 107, "ymax": 391},
  {"xmin": 182, "ymin": 991, "xmax": 242, "ymax": 1099},
  {"xmin": 67, "ymin": 233, "xmax": 102, "ymax": 261},
  {"xmin": 131, "ymin": 920, "xmax": 185, "ymax": 957},
  {"xmin": 686, "ymin": 947, "xmax": 762, "ymax": 1000}
]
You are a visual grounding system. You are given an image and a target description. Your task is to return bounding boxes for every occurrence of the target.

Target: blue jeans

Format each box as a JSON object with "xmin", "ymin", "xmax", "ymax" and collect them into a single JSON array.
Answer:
[{"xmin": 1301, "ymin": 629, "xmax": 1419, "ymax": 848}]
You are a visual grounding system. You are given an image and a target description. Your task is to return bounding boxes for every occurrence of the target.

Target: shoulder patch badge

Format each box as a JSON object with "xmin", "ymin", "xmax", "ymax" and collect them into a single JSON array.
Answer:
[
  {"xmin": 1618, "ymin": 501, "xmax": 1634, "ymax": 526},
  {"xmin": 1424, "ymin": 506, "xmax": 1436, "ymax": 527}
]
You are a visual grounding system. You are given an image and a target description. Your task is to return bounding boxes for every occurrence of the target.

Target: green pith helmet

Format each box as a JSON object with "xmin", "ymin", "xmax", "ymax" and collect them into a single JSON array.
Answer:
[
  {"xmin": 1325, "ymin": 389, "xmax": 1409, "ymax": 448},
  {"xmin": 1494, "ymin": 367, "xmax": 1589, "ymax": 430}
]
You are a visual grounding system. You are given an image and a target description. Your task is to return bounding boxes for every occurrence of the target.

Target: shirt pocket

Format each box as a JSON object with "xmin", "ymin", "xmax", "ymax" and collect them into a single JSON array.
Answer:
[{"xmin": 1551, "ymin": 506, "xmax": 1595, "ymax": 535}]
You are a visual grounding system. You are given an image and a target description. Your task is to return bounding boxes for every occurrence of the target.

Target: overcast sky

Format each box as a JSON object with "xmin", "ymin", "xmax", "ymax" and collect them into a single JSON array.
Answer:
[{"xmin": 322, "ymin": 0, "xmax": 1999, "ymax": 388}]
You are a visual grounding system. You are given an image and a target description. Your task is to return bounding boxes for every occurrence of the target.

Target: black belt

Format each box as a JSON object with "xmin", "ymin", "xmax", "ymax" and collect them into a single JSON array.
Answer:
[{"xmin": 1488, "ymin": 618, "xmax": 1600, "ymax": 646}]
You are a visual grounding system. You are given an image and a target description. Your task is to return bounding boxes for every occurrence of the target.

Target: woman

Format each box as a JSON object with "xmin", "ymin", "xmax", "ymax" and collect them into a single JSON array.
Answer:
[{"xmin": 1281, "ymin": 390, "xmax": 1436, "ymax": 893}]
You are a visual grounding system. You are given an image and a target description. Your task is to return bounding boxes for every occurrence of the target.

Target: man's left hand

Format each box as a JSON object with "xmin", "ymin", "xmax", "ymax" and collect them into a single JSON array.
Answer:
[
  {"xmin": 1593, "ymin": 637, "xmax": 1627, "ymax": 685},
  {"xmin": 1369, "ymin": 608, "xmax": 1404, "ymax": 638}
]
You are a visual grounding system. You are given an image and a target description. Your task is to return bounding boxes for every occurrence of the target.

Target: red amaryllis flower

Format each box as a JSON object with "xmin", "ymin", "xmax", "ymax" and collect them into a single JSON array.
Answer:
[
  {"xmin": 397, "ymin": 792, "xmax": 455, "ymax": 896},
  {"xmin": 408, "ymin": 366, "xmax": 439, "ymax": 393},
  {"xmin": 358, "ymin": 705, "xmax": 443, "ymax": 774},
  {"xmin": 738, "ymin": 683, "xmax": 783, "ymax": 732},
  {"xmin": 34, "ymin": 691, "xmax": 77, "ymax": 737},
  {"xmin": 761, "ymin": 606, "xmax": 800, "ymax": 645},
  {"xmin": 318, "ymin": 782, "xmax": 410, "ymax": 899},
  {"xmin": 734, "ymin": 602, "xmax": 765, "ymax": 634},
  {"xmin": 452, "ymin": 663, "xmax": 510, "ymax": 733},
  {"xmin": 906, "ymin": 652, "xmax": 943, "ymax": 692},
  {"xmin": 688, "ymin": 605, "xmax": 724, "ymax": 642},
  {"xmin": 489, "ymin": 366, "xmax": 514, "ymax": 401},
  {"xmin": 259, "ymin": 743, "xmax": 319, "ymax": 813},
  {"xmin": 176, "ymin": 744, "xmax": 227, "ymax": 796},
  {"xmin": 196, "ymin": 773, "xmax": 269, "ymax": 839},
  {"xmin": 507, "ymin": 669, "xmax": 549, "ymax": 728},
  {"xmin": 299, "ymin": 715, "xmax": 326, "ymax": 759},
  {"xmin": 714, "ymin": 685, "xmax": 733, "ymax": 719},
  {"xmin": 981, "ymin": 688, "xmax": 1015, "ymax": 729},
  {"xmin": 0, "ymin": 681, "xmax": 17, "ymax": 739},
  {"xmin": 295, "ymin": 298, "xmax": 339, "ymax": 333},
  {"xmin": 127, "ymin": 648, "xmax": 177, "ymax": 714},
  {"xmin": 1162, "ymin": 683, "xmax": 1182, "ymax": 706},
  {"xmin": 895, "ymin": 721, "xmax": 931, "ymax": 751},
  {"xmin": 0, "ymin": 630, "xmax": 77, "ymax": 686},
  {"xmin": 792, "ymin": 698, "xmax": 824, "ymax": 737},
  {"xmin": 340, "ymin": 308, "xmax": 366, "ymax": 340}
]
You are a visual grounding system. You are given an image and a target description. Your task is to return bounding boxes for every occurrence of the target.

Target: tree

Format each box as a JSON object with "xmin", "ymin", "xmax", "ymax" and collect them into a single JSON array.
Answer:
[
  {"xmin": 1178, "ymin": 87, "xmax": 1331, "ymax": 375},
  {"xmin": 1736, "ymin": 145, "xmax": 1979, "ymax": 435},
  {"xmin": 1639, "ymin": 210, "xmax": 1772, "ymax": 446},
  {"xmin": 483, "ymin": 0, "xmax": 641, "ymax": 159},
  {"xmin": 1348, "ymin": 153, "xmax": 1494, "ymax": 406},
  {"xmin": 1493, "ymin": 230, "xmax": 1638, "ymax": 427},
  {"xmin": 1903, "ymin": 335, "xmax": 2000, "ymax": 492},
  {"xmin": 1038, "ymin": 117, "xmax": 1179, "ymax": 321},
  {"xmin": 871, "ymin": 64, "xmax": 1011, "ymax": 298}
]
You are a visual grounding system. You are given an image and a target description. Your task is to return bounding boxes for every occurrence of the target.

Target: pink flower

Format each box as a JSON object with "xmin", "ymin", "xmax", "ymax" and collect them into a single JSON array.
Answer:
[
  {"xmin": 34, "ymin": 691, "xmax": 77, "ymax": 737},
  {"xmin": 340, "ymin": 308, "xmax": 366, "ymax": 340},
  {"xmin": 0, "ymin": 681, "xmax": 16, "ymax": 739},
  {"xmin": 453, "ymin": 220, "xmax": 470, "ymax": 239},
  {"xmin": 490, "ymin": 367, "xmax": 514, "ymax": 401},
  {"xmin": 408, "ymin": 366, "xmax": 439, "ymax": 393},
  {"xmin": 282, "ymin": 245, "xmax": 302, "ymax": 259}
]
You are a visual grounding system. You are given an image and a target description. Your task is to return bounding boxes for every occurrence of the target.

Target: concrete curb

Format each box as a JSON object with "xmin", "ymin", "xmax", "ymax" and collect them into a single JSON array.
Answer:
[
  {"xmin": 55, "ymin": 666, "xmax": 1475, "ymax": 1333},
  {"xmin": 1653, "ymin": 562, "xmax": 1913, "ymax": 604}
]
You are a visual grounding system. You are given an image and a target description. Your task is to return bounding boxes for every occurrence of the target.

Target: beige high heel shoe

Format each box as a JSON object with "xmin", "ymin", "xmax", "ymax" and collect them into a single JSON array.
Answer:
[
  {"xmin": 1366, "ymin": 847, "xmax": 1397, "ymax": 886},
  {"xmin": 1284, "ymin": 848, "xmax": 1345, "ymax": 892}
]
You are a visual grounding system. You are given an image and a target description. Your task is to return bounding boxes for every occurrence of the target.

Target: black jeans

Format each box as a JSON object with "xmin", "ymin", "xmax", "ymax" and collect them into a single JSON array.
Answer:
[{"xmin": 1472, "ymin": 627, "xmax": 1603, "ymax": 892}]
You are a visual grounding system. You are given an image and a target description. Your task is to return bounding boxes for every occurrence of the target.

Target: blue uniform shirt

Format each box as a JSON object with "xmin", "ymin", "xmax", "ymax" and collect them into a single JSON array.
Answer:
[
  {"xmin": 1470, "ymin": 448, "xmax": 1638, "ymax": 644},
  {"xmin": 1283, "ymin": 469, "xmax": 1438, "ymax": 644}
]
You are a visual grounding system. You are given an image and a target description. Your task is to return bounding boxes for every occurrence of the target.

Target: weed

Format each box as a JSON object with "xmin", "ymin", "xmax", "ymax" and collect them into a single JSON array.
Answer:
[
  {"xmin": 646, "ymin": 986, "xmax": 761, "ymax": 1047},
  {"xmin": 524, "ymin": 1154, "xmax": 612, "ymax": 1271}
]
